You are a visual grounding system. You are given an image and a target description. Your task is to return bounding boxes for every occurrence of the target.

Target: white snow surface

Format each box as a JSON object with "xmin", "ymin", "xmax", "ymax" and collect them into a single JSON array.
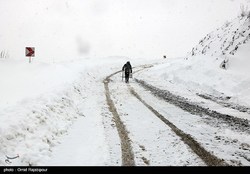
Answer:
[
  {"xmin": 0, "ymin": 57, "xmax": 131, "ymax": 166},
  {"xmin": 0, "ymin": 49, "xmax": 250, "ymax": 166},
  {"xmin": 0, "ymin": 0, "xmax": 250, "ymax": 168}
]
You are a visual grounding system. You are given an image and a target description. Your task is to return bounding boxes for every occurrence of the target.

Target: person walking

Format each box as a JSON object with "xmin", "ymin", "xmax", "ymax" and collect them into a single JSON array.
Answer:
[{"xmin": 122, "ymin": 61, "xmax": 132, "ymax": 83}]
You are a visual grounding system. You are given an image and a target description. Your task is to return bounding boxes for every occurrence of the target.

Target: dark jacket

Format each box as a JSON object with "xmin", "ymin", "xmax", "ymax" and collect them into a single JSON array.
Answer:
[{"xmin": 122, "ymin": 62, "xmax": 132, "ymax": 74}]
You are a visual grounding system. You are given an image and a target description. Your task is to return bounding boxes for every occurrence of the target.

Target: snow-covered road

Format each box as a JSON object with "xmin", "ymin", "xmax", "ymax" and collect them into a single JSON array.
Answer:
[
  {"xmin": 107, "ymin": 67, "xmax": 205, "ymax": 166},
  {"xmin": 1, "ymin": 58, "xmax": 250, "ymax": 166},
  {"xmin": 104, "ymin": 64, "xmax": 250, "ymax": 166},
  {"xmin": 1, "ymin": 0, "xmax": 250, "ymax": 169}
]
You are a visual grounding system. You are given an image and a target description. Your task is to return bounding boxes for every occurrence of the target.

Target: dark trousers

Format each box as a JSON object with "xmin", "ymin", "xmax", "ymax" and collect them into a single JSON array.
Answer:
[{"xmin": 125, "ymin": 72, "xmax": 130, "ymax": 83}]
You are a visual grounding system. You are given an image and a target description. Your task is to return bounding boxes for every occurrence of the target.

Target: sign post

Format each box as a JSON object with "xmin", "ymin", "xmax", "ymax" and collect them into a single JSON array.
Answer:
[{"xmin": 25, "ymin": 47, "xmax": 35, "ymax": 63}]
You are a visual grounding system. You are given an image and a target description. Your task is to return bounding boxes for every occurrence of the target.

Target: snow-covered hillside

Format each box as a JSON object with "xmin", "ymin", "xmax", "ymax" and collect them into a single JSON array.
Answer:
[
  {"xmin": 139, "ymin": 14, "xmax": 250, "ymax": 112},
  {"xmin": 189, "ymin": 15, "xmax": 250, "ymax": 58}
]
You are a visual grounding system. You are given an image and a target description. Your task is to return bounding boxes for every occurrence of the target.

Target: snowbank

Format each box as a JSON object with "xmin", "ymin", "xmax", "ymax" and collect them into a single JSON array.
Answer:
[{"xmin": 0, "ymin": 56, "xmax": 131, "ymax": 166}]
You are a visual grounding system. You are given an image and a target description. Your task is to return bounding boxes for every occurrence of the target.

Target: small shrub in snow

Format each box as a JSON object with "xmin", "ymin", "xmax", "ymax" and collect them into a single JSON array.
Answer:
[
  {"xmin": 240, "ymin": 4, "xmax": 249, "ymax": 18},
  {"xmin": 220, "ymin": 58, "xmax": 229, "ymax": 70},
  {"xmin": 224, "ymin": 20, "xmax": 230, "ymax": 28},
  {"xmin": 0, "ymin": 50, "xmax": 9, "ymax": 59}
]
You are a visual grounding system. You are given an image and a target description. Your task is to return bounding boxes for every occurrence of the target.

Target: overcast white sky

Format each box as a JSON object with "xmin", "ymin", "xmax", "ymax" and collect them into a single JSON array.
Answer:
[{"xmin": 0, "ymin": 0, "xmax": 249, "ymax": 61}]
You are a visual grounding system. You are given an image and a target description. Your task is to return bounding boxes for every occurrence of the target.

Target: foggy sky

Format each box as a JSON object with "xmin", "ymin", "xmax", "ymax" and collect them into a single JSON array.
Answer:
[{"xmin": 0, "ymin": 0, "xmax": 248, "ymax": 62}]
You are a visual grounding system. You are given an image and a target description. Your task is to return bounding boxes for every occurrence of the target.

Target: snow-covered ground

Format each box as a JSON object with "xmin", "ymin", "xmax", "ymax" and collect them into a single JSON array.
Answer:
[
  {"xmin": 133, "ymin": 44, "xmax": 250, "ymax": 166},
  {"xmin": 139, "ymin": 37, "xmax": 250, "ymax": 114},
  {"xmin": 1, "ymin": 0, "xmax": 250, "ymax": 168},
  {"xmin": 0, "ymin": 49, "xmax": 249, "ymax": 166},
  {"xmin": 0, "ymin": 56, "xmax": 139, "ymax": 166}
]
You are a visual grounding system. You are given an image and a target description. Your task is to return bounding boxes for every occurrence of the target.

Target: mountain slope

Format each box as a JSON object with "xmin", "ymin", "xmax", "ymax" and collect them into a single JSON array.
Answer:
[{"xmin": 188, "ymin": 16, "xmax": 250, "ymax": 58}]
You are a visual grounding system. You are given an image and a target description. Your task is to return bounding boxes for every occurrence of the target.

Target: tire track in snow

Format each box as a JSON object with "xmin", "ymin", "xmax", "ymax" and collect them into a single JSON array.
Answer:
[
  {"xmin": 131, "ymin": 65, "xmax": 232, "ymax": 166},
  {"xmin": 103, "ymin": 71, "xmax": 135, "ymax": 166},
  {"xmin": 102, "ymin": 64, "xmax": 155, "ymax": 166},
  {"xmin": 197, "ymin": 93, "xmax": 250, "ymax": 114},
  {"xmin": 134, "ymin": 79, "xmax": 250, "ymax": 134},
  {"xmin": 128, "ymin": 86, "xmax": 227, "ymax": 166},
  {"xmin": 104, "ymin": 64, "xmax": 225, "ymax": 166}
]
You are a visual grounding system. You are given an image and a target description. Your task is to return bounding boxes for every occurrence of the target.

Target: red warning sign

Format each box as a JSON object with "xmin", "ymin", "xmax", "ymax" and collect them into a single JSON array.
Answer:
[{"xmin": 25, "ymin": 47, "xmax": 35, "ymax": 57}]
